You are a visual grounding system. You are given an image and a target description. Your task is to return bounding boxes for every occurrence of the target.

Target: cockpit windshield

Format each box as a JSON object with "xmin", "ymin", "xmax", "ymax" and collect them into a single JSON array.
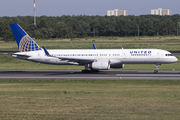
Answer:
[{"xmin": 165, "ymin": 54, "xmax": 173, "ymax": 56}]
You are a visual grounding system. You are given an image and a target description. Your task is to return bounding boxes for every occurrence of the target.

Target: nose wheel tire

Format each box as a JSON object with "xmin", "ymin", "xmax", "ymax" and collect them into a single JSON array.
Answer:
[{"xmin": 154, "ymin": 70, "xmax": 158, "ymax": 74}]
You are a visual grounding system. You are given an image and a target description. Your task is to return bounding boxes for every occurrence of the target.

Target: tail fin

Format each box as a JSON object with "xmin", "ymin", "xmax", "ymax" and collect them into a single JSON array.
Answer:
[{"xmin": 10, "ymin": 24, "xmax": 41, "ymax": 52}]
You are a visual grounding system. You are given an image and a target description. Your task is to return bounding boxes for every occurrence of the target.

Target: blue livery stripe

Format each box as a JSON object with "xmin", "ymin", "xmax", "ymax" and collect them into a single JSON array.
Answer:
[
  {"xmin": 42, "ymin": 46, "xmax": 50, "ymax": 56},
  {"xmin": 93, "ymin": 44, "xmax": 97, "ymax": 49}
]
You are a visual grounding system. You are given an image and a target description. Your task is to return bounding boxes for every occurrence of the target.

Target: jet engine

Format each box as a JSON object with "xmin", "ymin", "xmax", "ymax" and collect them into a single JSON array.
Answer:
[{"xmin": 89, "ymin": 61, "xmax": 110, "ymax": 70}]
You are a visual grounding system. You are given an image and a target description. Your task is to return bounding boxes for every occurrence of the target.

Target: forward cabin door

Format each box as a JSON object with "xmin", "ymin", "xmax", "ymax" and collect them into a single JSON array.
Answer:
[{"xmin": 157, "ymin": 52, "xmax": 160, "ymax": 59}]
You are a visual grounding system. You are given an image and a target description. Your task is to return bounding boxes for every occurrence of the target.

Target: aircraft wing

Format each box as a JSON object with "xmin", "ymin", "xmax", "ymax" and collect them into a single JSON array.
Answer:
[
  {"xmin": 56, "ymin": 56, "xmax": 95, "ymax": 64},
  {"xmin": 42, "ymin": 46, "xmax": 96, "ymax": 64}
]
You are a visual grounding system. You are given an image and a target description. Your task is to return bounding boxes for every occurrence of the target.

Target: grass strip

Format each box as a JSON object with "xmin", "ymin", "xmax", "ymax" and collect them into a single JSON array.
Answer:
[{"xmin": 0, "ymin": 79, "xmax": 180, "ymax": 119}]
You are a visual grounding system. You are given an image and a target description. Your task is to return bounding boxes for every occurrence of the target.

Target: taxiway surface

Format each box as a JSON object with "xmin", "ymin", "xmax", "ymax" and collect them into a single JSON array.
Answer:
[{"xmin": 0, "ymin": 70, "xmax": 180, "ymax": 80}]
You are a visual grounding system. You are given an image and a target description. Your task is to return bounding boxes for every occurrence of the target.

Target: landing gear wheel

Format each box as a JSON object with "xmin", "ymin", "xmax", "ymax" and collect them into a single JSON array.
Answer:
[
  {"xmin": 154, "ymin": 64, "xmax": 160, "ymax": 74},
  {"xmin": 91, "ymin": 70, "xmax": 99, "ymax": 72},
  {"xmin": 82, "ymin": 70, "xmax": 85, "ymax": 73},
  {"xmin": 82, "ymin": 70, "xmax": 90, "ymax": 73},
  {"xmin": 154, "ymin": 70, "xmax": 158, "ymax": 74},
  {"xmin": 81, "ymin": 70, "xmax": 99, "ymax": 73}
]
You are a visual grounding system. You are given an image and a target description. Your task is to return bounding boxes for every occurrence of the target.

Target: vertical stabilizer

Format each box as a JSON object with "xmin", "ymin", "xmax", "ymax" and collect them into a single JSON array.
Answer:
[{"xmin": 10, "ymin": 24, "xmax": 41, "ymax": 52}]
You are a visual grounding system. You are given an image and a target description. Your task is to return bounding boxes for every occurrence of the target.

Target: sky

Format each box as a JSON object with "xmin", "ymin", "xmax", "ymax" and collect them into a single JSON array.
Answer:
[{"xmin": 0, "ymin": 0, "xmax": 179, "ymax": 17}]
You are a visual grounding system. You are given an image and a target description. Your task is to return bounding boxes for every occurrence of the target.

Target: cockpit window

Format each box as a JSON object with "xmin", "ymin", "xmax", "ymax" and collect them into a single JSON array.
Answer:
[{"xmin": 165, "ymin": 54, "xmax": 173, "ymax": 56}]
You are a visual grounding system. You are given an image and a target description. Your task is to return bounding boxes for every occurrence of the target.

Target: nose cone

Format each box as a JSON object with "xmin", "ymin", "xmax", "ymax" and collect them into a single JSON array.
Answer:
[{"xmin": 173, "ymin": 56, "xmax": 178, "ymax": 63}]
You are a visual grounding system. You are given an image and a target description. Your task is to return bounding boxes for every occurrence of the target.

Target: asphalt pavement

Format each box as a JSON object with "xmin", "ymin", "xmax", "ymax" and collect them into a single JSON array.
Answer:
[{"xmin": 0, "ymin": 70, "xmax": 180, "ymax": 80}]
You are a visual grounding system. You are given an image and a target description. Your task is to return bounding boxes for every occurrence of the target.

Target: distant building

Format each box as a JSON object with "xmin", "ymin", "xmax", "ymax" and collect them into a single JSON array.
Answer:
[
  {"xmin": 107, "ymin": 9, "xmax": 127, "ymax": 16},
  {"xmin": 151, "ymin": 8, "xmax": 171, "ymax": 16}
]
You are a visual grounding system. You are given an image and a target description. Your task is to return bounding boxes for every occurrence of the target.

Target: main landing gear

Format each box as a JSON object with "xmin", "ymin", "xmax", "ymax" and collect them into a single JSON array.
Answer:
[
  {"xmin": 154, "ymin": 64, "xmax": 161, "ymax": 74},
  {"xmin": 81, "ymin": 64, "xmax": 99, "ymax": 73}
]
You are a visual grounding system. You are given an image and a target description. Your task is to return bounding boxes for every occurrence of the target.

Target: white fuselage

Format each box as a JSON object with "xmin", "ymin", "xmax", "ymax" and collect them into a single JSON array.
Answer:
[{"xmin": 13, "ymin": 49, "xmax": 178, "ymax": 66}]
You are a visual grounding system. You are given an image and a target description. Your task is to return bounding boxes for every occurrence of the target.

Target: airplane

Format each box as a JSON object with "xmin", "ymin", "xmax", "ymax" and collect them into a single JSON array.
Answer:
[{"xmin": 10, "ymin": 24, "xmax": 178, "ymax": 74}]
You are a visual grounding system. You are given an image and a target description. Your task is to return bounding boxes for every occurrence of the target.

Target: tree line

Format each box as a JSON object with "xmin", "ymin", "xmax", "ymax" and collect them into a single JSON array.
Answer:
[{"xmin": 0, "ymin": 14, "xmax": 180, "ymax": 41}]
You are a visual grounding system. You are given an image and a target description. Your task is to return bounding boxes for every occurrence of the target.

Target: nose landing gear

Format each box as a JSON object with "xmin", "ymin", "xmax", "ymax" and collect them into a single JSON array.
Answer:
[{"xmin": 154, "ymin": 64, "xmax": 161, "ymax": 74}]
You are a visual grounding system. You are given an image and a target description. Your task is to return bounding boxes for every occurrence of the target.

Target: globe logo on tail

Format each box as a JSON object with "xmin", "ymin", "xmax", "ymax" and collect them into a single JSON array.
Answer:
[{"xmin": 19, "ymin": 35, "xmax": 41, "ymax": 52}]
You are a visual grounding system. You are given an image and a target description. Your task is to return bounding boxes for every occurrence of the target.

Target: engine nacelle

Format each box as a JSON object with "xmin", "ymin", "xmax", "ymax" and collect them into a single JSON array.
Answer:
[
  {"xmin": 110, "ymin": 64, "xmax": 125, "ymax": 69},
  {"xmin": 89, "ymin": 62, "xmax": 110, "ymax": 70}
]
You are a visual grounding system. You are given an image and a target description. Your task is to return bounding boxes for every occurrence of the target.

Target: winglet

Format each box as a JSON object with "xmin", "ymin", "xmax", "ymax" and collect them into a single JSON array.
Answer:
[
  {"xmin": 42, "ymin": 46, "xmax": 51, "ymax": 56},
  {"xmin": 93, "ymin": 44, "xmax": 97, "ymax": 49}
]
